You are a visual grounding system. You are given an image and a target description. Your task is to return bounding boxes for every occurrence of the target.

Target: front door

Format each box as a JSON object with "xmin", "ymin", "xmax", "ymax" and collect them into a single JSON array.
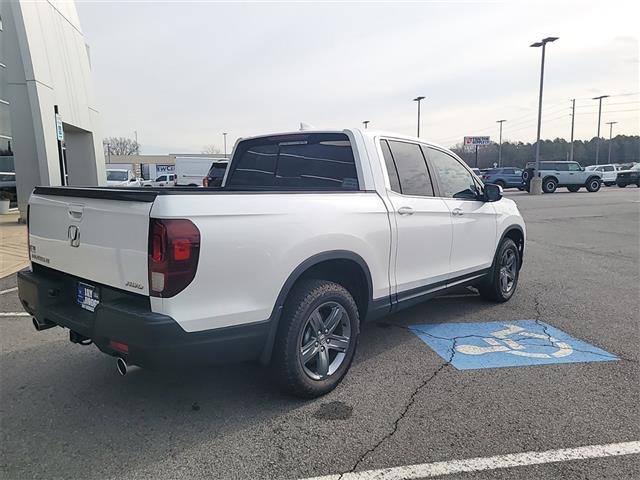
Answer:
[{"xmin": 425, "ymin": 147, "xmax": 497, "ymax": 277}]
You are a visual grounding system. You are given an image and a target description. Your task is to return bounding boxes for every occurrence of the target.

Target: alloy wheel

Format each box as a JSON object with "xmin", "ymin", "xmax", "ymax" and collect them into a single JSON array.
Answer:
[{"xmin": 299, "ymin": 302, "xmax": 351, "ymax": 380}]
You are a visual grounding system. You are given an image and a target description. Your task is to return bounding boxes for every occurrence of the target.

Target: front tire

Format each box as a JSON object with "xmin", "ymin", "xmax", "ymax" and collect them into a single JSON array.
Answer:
[
  {"xmin": 586, "ymin": 178, "xmax": 601, "ymax": 192},
  {"xmin": 479, "ymin": 238, "xmax": 520, "ymax": 303},
  {"xmin": 542, "ymin": 178, "xmax": 557, "ymax": 194},
  {"xmin": 617, "ymin": 183, "xmax": 626, "ymax": 188},
  {"xmin": 272, "ymin": 279, "xmax": 359, "ymax": 398}
]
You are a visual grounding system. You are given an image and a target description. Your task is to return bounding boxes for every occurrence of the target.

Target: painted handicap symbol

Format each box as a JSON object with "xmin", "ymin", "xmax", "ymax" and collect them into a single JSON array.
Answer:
[
  {"xmin": 455, "ymin": 324, "xmax": 573, "ymax": 359},
  {"xmin": 409, "ymin": 320, "xmax": 617, "ymax": 370}
]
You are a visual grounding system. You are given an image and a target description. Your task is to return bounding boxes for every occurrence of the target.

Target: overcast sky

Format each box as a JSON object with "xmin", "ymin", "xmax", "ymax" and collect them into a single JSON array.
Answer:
[{"xmin": 77, "ymin": 0, "xmax": 639, "ymax": 154}]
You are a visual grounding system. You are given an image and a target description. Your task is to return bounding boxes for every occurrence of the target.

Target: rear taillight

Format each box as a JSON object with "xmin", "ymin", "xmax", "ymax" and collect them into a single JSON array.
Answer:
[
  {"xmin": 148, "ymin": 218, "xmax": 200, "ymax": 298},
  {"xmin": 202, "ymin": 176, "xmax": 209, "ymax": 187},
  {"xmin": 27, "ymin": 205, "xmax": 31, "ymax": 262}
]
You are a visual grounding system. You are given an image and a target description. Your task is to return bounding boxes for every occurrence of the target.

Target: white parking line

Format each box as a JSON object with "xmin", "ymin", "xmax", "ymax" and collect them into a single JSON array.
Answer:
[
  {"xmin": 0, "ymin": 287, "xmax": 18, "ymax": 295},
  {"xmin": 300, "ymin": 441, "xmax": 640, "ymax": 480},
  {"xmin": 0, "ymin": 312, "xmax": 30, "ymax": 317}
]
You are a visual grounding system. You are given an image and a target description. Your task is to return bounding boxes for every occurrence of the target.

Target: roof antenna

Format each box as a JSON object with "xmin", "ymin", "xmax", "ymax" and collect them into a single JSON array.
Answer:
[{"xmin": 299, "ymin": 122, "xmax": 314, "ymax": 131}]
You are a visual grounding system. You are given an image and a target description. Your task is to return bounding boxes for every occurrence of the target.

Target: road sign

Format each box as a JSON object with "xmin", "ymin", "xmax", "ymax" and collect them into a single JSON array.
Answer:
[
  {"xmin": 464, "ymin": 136, "xmax": 490, "ymax": 146},
  {"xmin": 410, "ymin": 320, "xmax": 617, "ymax": 370},
  {"xmin": 55, "ymin": 114, "xmax": 64, "ymax": 141}
]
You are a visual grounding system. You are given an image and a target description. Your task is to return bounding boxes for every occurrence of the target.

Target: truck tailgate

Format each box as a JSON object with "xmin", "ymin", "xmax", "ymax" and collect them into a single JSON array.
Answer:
[{"xmin": 28, "ymin": 188, "xmax": 154, "ymax": 295}]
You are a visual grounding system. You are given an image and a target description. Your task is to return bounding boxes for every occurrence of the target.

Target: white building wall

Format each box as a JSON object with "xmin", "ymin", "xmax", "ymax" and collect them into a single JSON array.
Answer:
[{"xmin": 3, "ymin": 0, "xmax": 105, "ymax": 219}]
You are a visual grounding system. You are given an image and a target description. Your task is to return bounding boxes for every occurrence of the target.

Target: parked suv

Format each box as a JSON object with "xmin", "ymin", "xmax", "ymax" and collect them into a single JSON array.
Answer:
[
  {"xmin": 522, "ymin": 161, "xmax": 601, "ymax": 193},
  {"xmin": 616, "ymin": 163, "xmax": 640, "ymax": 188},
  {"xmin": 481, "ymin": 167, "xmax": 525, "ymax": 190},
  {"xmin": 586, "ymin": 164, "xmax": 618, "ymax": 186}
]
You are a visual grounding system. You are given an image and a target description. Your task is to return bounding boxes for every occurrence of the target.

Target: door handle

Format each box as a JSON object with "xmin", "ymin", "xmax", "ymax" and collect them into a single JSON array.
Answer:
[
  {"xmin": 397, "ymin": 206, "xmax": 414, "ymax": 216},
  {"xmin": 451, "ymin": 208, "xmax": 464, "ymax": 216}
]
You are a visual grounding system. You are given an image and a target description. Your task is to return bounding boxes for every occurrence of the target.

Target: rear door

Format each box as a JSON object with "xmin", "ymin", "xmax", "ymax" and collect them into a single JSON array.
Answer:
[
  {"xmin": 425, "ymin": 147, "xmax": 497, "ymax": 276},
  {"xmin": 28, "ymin": 189, "xmax": 154, "ymax": 295},
  {"xmin": 379, "ymin": 139, "xmax": 453, "ymax": 297}
]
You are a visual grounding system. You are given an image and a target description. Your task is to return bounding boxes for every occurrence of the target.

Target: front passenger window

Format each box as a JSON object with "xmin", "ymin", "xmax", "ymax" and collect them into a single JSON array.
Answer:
[{"xmin": 427, "ymin": 148, "xmax": 478, "ymax": 200}]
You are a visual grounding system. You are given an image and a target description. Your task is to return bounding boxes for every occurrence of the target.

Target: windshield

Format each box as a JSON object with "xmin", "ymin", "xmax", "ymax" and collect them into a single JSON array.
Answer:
[{"xmin": 107, "ymin": 171, "xmax": 128, "ymax": 181}]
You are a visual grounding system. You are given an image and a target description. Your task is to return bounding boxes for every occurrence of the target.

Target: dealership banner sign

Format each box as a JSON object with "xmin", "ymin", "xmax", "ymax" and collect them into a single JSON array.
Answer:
[{"xmin": 464, "ymin": 136, "xmax": 491, "ymax": 146}]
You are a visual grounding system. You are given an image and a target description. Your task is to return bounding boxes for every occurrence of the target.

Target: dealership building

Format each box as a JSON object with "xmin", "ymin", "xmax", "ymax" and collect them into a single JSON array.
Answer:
[{"xmin": 1, "ymin": 0, "xmax": 105, "ymax": 220}]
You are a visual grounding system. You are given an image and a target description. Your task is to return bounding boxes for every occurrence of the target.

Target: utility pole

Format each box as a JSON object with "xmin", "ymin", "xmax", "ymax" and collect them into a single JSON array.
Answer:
[
  {"xmin": 134, "ymin": 130, "xmax": 139, "ymax": 154},
  {"xmin": 593, "ymin": 95, "xmax": 609, "ymax": 165},
  {"xmin": 413, "ymin": 96, "xmax": 425, "ymax": 137},
  {"xmin": 606, "ymin": 121, "xmax": 618, "ymax": 164},
  {"xmin": 106, "ymin": 143, "xmax": 111, "ymax": 164},
  {"xmin": 223, "ymin": 132, "xmax": 228, "ymax": 157},
  {"xmin": 362, "ymin": 120, "xmax": 370, "ymax": 129},
  {"xmin": 569, "ymin": 99, "xmax": 575, "ymax": 162},
  {"xmin": 529, "ymin": 36, "xmax": 559, "ymax": 195},
  {"xmin": 496, "ymin": 119, "xmax": 506, "ymax": 167}
]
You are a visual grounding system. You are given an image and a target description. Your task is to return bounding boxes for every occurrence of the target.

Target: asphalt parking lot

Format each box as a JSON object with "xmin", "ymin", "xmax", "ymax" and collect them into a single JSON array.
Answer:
[{"xmin": 1, "ymin": 187, "xmax": 639, "ymax": 480}]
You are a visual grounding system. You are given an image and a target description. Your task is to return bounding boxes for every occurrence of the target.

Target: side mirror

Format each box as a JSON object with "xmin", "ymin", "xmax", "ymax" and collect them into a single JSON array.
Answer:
[{"xmin": 484, "ymin": 183, "xmax": 503, "ymax": 202}]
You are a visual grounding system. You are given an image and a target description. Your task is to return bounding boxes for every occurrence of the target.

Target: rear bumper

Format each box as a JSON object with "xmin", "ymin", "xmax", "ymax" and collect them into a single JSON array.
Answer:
[{"xmin": 17, "ymin": 266, "xmax": 270, "ymax": 368}]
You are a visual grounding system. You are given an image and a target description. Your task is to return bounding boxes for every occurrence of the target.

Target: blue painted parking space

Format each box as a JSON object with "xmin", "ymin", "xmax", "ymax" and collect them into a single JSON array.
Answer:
[{"xmin": 410, "ymin": 320, "xmax": 618, "ymax": 370}]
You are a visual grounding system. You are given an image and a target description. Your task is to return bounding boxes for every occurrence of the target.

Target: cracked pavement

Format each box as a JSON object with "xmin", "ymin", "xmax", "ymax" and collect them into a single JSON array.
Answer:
[{"xmin": 1, "ymin": 188, "xmax": 639, "ymax": 480}]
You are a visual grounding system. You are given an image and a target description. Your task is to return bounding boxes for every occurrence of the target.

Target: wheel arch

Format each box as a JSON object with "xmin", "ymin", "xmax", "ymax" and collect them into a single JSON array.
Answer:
[
  {"xmin": 259, "ymin": 250, "xmax": 374, "ymax": 364},
  {"xmin": 542, "ymin": 175, "xmax": 558, "ymax": 185},
  {"xmin": 499, "ymin": 225, "xmax": 525, "ymax": 270}
]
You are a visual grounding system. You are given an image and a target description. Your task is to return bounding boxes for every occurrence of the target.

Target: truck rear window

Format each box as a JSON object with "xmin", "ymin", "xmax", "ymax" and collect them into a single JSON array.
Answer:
[{"xmin": 226, "ymin": 133, "xmax": 359, "ymax": 190}]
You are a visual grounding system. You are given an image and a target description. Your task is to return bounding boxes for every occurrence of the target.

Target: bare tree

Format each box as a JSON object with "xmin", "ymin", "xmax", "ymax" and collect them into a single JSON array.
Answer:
[
  {"xmin": 201, "ymin": 144, "xmax": 221, "ymax": 155},
  {"xmin": 103, "ymin": 137, "xmax": 140, "ymax": 156}
]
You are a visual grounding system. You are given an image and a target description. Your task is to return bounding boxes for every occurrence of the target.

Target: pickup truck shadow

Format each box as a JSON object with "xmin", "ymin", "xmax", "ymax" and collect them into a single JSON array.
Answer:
[{"xmin": 2, "ymin": 287, "xmax": 500, "ymax": 479}]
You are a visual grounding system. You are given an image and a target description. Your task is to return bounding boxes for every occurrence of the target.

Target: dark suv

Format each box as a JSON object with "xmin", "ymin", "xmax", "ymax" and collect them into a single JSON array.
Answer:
[
  {"xmin": 202, "ymin": 161, "xmax": 229, "ymax": 187},
  {"xmin": 481, "ymin": 167, "xmax": 525, "ymax": 189}
]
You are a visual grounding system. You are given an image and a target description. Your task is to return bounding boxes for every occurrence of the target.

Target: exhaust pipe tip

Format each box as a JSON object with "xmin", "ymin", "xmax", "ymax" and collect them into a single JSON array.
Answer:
[{"xmin": 116, "ymin": 357, "xmax": 128, "ymax": 376}]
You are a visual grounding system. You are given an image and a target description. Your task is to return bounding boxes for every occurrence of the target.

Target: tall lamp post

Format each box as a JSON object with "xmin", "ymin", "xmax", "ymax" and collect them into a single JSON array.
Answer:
[
  {"xmin": 606, "ymin": 121, "xmax": 618, "ymax": 164},
  {"xmin": 529, "ymin": 36, "xmax": 559, "ymax": 195},
  {"xmin": 362, "ymin": 120, "xmax": 370, "ymax": 129},
  {"xmin": 569, "ymin": 99, "xmax": 575, "ymax": 162},
  {"xmin": 593, "ymin": 95, "xmax": 609, "ymax": 165},
  {"xmin": 222, "ymin": 132, "xmax": 228, "ymax": 157},
  {"xmin": 413, "ymin": 96, "xmax": 425, "ymax": 137},
  {"xmin": 496, "ymin": 119, "xmax": 506, "ymax": 167}
]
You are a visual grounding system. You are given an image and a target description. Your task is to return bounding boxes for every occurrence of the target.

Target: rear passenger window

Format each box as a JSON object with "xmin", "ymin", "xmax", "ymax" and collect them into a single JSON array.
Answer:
[
  {"xmin": 386, "ymin": 140, "xmax": 434, "ymax": 196},
  {"xmin": 503, "ymin": 168, "xmax": 515, "ymax": 174},
  {"xmin": 227, "ymin": 133, "xmax": 359, "ymax": 190}
]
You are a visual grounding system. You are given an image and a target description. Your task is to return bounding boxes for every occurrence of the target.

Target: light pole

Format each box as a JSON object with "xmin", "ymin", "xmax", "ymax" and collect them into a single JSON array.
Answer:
[
  {"xmin": 413, "ymin": 96, "xmax": 425, "ymax": 137},
  {"xmin": 606, "ymin": 121, "xmax": 618, "ymax": 164},
  {"xmin": 496, "ymin": 119, "xmax": 506, "ymax": 167},
  {"xmin": 529, "ymin": 36, "xmax": 559, "ymax": 195},
  {"xmin": 222, "ymin": 132, "xmax": 228, "ymax": 157},
  {"xmin": 569, "ymin": 99, "xmax": 575, "ymax": 162},
  {"xmin": 593, "ymin": 95, "xmax": 609, "ymax": 165},
  {"xmin": 134, "ymin": 130, "xmax": 139, "ymax": 154},
  {"xmin": 106, "ymin": 143, "xmax": 111, "ymax": 164},
  {"xmin": 362, "ymin": 120, "xmax": 370, "ymax": 129}
]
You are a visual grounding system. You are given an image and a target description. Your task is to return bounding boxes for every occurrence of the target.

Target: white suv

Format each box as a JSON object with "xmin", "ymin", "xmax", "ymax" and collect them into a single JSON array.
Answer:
[{"xmin": 586, "ymin": 164, "xmax": 618, "ymax": 186}]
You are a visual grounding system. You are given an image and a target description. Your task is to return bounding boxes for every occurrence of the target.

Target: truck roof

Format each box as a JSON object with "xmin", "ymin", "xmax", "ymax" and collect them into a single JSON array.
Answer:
[{"xmin": 236, "ymin": 128, "xmax": 453, "ymax": 153}]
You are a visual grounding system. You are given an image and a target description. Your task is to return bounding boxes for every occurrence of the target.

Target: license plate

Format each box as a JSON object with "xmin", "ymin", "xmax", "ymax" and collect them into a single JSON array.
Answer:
[{"xmin": 76, "ymin": 282, "xmax": 100, "ymax": 312}]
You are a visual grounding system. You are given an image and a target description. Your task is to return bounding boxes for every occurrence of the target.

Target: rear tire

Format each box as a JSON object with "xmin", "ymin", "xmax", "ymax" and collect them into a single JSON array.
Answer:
[
  {"xmin": 567, "ymin": 185, "xmax": 580, "ymax": 192},
  {"xmin": 542, "ymin": 178, "xmax": 557, "ymax": 193},
  {"xmin": 586, "ymin": 178, "xmax": 601, "ymax": 192},
  {"xmin": 617, "ymin": 183, "xmax": 626, "ymax": 188},
  {"xmin": 272, "ymin": 279, "xmax": 359, "ymax": 398},
  {"xmin": 495, "ymin": 180, "xmax": 506, "ymax": 189},
  {"xmin": 479, "ymin": 238, "xmax": 520, "ymax": 303}
]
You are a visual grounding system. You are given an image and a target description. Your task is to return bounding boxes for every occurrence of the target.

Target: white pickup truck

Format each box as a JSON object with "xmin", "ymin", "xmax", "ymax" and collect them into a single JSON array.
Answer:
[{"xmin": 18, "ymin": 129, "xmax": 525, "ymax": 397}]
